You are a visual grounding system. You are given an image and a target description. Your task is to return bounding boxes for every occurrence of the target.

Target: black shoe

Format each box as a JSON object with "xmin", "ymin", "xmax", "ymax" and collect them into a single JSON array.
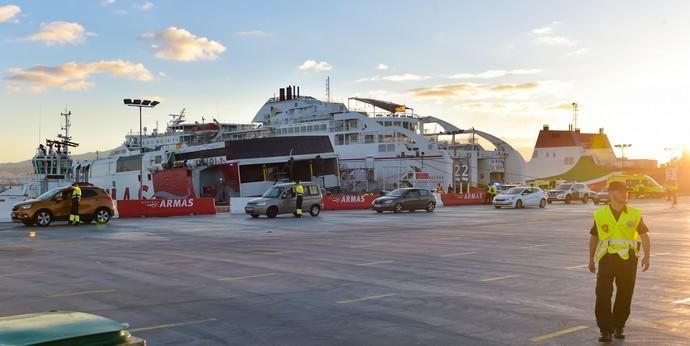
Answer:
[
  {"xmin": 67, "ymin": 221, "xmax": 72, "ymax": 225},
  {"xmin": 74, "ymin": 222, "xmax": 80, "ymax": 226},
  {"xmin": 598, "ymin": 332, "xmax": 612, "ymax": 342},
  {"xmin": 613, "ymin": 328, "xmax": 625, "ymax": 339}
]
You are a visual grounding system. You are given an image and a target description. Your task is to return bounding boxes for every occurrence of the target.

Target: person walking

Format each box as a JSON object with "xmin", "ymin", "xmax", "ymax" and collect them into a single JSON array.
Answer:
[
  {"xmin": 294, "ymin": 180, "xmax": 304, "ymax": 218},
  {"xmin": 68, "ymin": 182, "xmax": 82, "ymax": 226},
  {"xmin": 589, "ymin": 181, "xmax": 651, "ymax": 342}
]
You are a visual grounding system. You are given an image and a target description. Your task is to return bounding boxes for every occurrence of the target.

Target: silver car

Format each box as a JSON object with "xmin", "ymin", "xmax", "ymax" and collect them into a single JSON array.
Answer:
[{"xmin": 245, "ymin": 182, "xmax": 323, "ymax": 218}]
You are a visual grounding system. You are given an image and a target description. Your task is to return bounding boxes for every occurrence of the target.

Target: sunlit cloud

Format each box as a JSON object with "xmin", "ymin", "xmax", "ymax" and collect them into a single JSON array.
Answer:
[
  {"xmin": 376, "ymin": 63, "xmax": 389, "ymax": 70},
  {"xmin": 134, "ymin": 1, "xmax": 154, "ymax": 10},
  {"xmin": 298, "ymin": 59, "xmax": 332, "ymax": 72},
  {"xmin": 356, "ymin": 73, "xmax": 430, "ymax": 82},
  {"xmin": 4, "ymin": 60, "xmax": 153, "ymax": 93},
  {"xmin": 101, "ymin": 0, "xmax": 116, "ymax": 5},
  {"xmin": 235, "ymin": 30, "xmax": 272, "ymax": 37},
  {"xmin": 531, "ymin": 21, "xmax": 577, "ymax": 47},
  {"xmin": 24, "ymin": 21, "xmax": 94, "ymax": 45},
  {"xmin": 449, "ymin": 68, "xmax": 542, "ymax": 79},
  {"xmin": 408, "ymin": 81, "xmax": 561, "ymax": 101},
  {"xmin": 142, "ymin": 27, "xmax": 226, "ymax": 62},
  {"xmin": 546, "ymin": 102, "xmax": 576, "ymax": 110},
  {"xmin": 0, "ymin": 4, "xmax": 21, "ymax": 23}
]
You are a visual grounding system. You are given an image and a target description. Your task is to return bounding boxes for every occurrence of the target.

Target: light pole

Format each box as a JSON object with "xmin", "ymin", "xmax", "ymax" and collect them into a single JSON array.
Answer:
[
  {"xmin": 123, "ymin": 99, "xmax": 160, "ymax": 199},
  {"xmin": 614, "ymin": 144, "xmax": 632, "ymax": 169}
]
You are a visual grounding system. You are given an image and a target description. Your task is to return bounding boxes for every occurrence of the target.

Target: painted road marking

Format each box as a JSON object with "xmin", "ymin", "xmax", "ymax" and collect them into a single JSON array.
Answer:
[
  {"xmin": 355, "ymin": 260, "xmax": 394, "ymax": 266},
  {"xmin": 219, "ymin": 273, "xmax": 277, "ymax": 282},
  {"xmin": 440, "ymin": 252, "xmax": 477, "ymax": 257},
  {"xmin": 337, "ymin": 293, "xmax": 397, "ymax": 304},
  {"xmin": 0, "ymin": 271, "xmax": 45, "ymax": 278},
  {"xmin": 130, "ymin": 318, "xmax": 217, "ymax": 333},
  {"xmin": 673, "ymin": 298, "xmax": 690, "ymax": 304},
  {"xmin": 480, "ymin": 275, "xmax": 520, "ymax": 282},
  {"xmin": 566, "ymin": 264, "xmax": 588, "ymax": 269},
  {"xmin": 141, "ymin": 260, "xmax": 194, "ymax": 265},
  {"xmin": 651, "ymin": 252, "xmax": 672, "ymax": 257},
  {"xmin": 48, "ymin": 289, "xmax": 116, "ymax": 298},
  {"xmin": 530, "ymin": 325, "xmax": 589, "ymax": 343}
]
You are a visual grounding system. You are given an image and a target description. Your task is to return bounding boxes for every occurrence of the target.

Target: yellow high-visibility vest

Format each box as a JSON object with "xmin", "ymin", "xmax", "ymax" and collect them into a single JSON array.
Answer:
[
  {"xmin": 593, "ymin": 205, "xmax": 641, "ymax": 263},
  {"xmin": 295, "ymin": 184, "xmax": 304, "ymax": 196},
  {"xmin": 72, "ymin": 186, "xmax": 82, "ymax": 199}
]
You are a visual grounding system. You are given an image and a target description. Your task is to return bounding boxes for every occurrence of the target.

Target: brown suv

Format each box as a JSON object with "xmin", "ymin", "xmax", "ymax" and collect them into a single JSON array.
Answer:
[{"xmin": 11, "ymin": 185, "xmax": 115, "ymax": 226}]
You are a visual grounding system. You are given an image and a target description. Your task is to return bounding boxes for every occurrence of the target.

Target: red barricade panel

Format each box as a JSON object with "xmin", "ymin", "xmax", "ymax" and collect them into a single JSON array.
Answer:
[
  {"xmin": 323, "ymin": 195, "xmax": 378, "ymax": 210},
  {"xmin": 117, "ymin": 198, "xmax": 216, "ymax": 218},
  {"xmin": 440, "ymin": 192, "xmax": 486, "ymax": 206}
]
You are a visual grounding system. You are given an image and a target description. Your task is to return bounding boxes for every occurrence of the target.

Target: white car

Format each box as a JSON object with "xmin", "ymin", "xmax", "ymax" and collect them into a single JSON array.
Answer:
[{"xmin": 493, "ymin": 187, "xmax": 547, "ymax": 209}]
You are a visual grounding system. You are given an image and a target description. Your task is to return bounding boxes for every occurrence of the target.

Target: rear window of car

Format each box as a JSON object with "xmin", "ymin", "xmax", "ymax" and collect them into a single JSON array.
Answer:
[
  {"xmin": 82, "ymin": 189, "xmax": 98, "ymax": 198},
  {"xmin": 407, "ymin": 190, "xmax": 420, "ymax": 198}
]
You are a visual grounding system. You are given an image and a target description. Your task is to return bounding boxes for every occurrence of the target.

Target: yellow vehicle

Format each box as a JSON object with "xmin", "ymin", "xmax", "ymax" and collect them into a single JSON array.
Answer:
[{"xmin": 607, "ymin": 174, "xmax": 665, "ymax": 199}]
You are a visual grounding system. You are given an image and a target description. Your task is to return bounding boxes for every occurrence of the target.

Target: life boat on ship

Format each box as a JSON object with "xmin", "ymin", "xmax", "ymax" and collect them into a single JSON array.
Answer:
[{"xmin": 190, "ymin": 122, "xmax": 220, "ymax": 136}]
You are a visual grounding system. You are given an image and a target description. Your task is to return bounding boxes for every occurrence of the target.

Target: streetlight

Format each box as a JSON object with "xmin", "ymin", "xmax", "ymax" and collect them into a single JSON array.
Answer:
[
  {"xmin": 614, "ymin": 144, "xmax": 632, "ymax": 169},
  {"xmin": 123, "ymin": 98, "xmax": 160, "ymax": 199}
]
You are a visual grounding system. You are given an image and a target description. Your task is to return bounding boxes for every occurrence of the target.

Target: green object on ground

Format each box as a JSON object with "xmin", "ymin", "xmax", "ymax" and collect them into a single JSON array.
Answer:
[{"xmin": 0, "ymin": 311, "xmax": 131, "ymax": 346}]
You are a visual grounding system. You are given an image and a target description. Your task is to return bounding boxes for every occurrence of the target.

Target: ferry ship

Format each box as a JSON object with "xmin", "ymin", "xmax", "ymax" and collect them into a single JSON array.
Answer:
[{"xmin": 42, "ymin": 85, "xmax": 528, "ymax": 202}]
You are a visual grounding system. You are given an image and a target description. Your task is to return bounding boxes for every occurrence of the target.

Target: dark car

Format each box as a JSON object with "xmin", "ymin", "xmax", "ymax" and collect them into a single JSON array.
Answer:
[
  {"xmin": 371, "ymin": 188, "xmax": 436, "ymax": 213},
  {"xmin": 592, "ymin": 187, "xmax": 609, "ymax": 205}
]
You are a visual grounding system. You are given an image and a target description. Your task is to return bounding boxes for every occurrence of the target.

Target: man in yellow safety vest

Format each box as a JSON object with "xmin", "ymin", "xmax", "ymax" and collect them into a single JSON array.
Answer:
[
  {"xmin": 589, "ymin": 181, "xmax": 651, "ymax": 342},
  {"xmin": 69, "ymin": 182, "xmax": 82, "ymax": 226},
  {"xmin": 294, "ymin": 181, "xmax": 304, "ymax": 218}
]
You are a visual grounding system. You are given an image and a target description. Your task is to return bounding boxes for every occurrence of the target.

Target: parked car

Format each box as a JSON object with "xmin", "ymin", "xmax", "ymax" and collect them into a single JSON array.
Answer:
[
  {"xmin": 11, "ymin": 185, "xmax": 115, "ymax": 226},
  {"xmin": 493, "ymin": 187, "xmax": 547, "ymax": 209},
  {"xmin": 371, "ymin": 188, "xmax": 436, "ymax": 213},
  {"xmin": 592, "ymin": 187, "xmax": 609, "ymax": 205},
  {"xmin": 245, "ymin": 182, "xmax": 323, "ymax": 218},
  {"xmin": 546, "ymin": 183, "xmax": 592, "ymax": 204}
]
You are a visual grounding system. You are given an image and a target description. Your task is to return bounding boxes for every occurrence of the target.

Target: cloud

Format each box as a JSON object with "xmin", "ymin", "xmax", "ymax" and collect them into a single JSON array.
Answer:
[
  {"xmin": 4, "ymin": 60, "xmax": 153, "ymax": 92},
  {"xmin": 449, "ymin": 68, "xmax": 542, "ymax": 79},
  {"xmin": 0, "ymin": 4, "xmax": 21, "ymax": 23},
  {"xmin": 24, "ymin": 21, "xmax": 94, "ymax": 45},
  {"xmin": 142, "ymin": 27, "xmax": 226, "ymax": 62},
  {"xmin": 376, "ymin": 63, "xmax": 389, "ymax": 70},
  {"xmin": 136, "ymin": 1, "xmax": 154, "ymax": 10},
  {"xmin": 356, "ymin": 73, "xmax": 430, "ymax": 82},
  {"xmin": 101, "ymin": 0, "xmax": 116, "ymax": 5},
  {"xmin": 490, "ymin": 82, "xmax": 540, "ymax": 91},
  {"xmin": 158, "ymin": 71, "xmax": 167, "ymax": 77},
  {"xmin": 566, "ymin": 48, "xmax": 589, "ymax": 56},
  {"xmin": 235, "ymin": 30, "xmax": 272, "ymax": 37},
  {"xmin": 531, "ymin": 21, "xmax": 577, "ymax": 47},
  {"xmin": 298, "ymin": 59, "xmax": 332, "ymax": 72},
  {"xmin": 546, "ymin": 102, "xmax": 575, "ymax": 111}
]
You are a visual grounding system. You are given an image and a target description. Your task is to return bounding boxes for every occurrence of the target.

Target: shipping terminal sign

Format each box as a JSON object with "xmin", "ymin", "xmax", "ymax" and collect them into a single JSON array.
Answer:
[
  {"xmin": 454, "ymin": 160, "xmax": 470, "ymax": 182},
  {"xmin": 118, "ymin": 198, "xmax": 215, "ymax": 218},
  {"xmin": 144, "ymin": 199, "xmax": 195, "ymax": 208}
]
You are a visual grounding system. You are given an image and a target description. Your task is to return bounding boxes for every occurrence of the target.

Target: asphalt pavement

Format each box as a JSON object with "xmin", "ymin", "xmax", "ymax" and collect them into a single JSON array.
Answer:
[{"xmin": 1, "ymin": 198, "xmax": 689, "ymax": 345}]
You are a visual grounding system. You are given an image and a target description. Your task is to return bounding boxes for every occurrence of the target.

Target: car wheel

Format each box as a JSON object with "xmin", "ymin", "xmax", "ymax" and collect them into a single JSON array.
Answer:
[
  {"xmin": 34, "ymin": 210, "xmax": 53, "ymax": 227},
  {"xmin": 266, "ymin": 206, "xmax": 278, "ymax": 219},
  {"xmin": 494, "ymin": 206, "xmax": 501, "ymax": 209},
  {"xmin": 565, "ymin": 195, "xmax": 572, "ymax": 204},
  {"xmin": 310, "ymin": 205, "xmax": 321, "ymax": 217},
  {"xmin": 376, "ymin": 210, "xmax": 383, "ymax": 213},
  {"xmin": 539, "ymin": 198, "xmax": 546, "ymax": 208},
  {"xmin": 251, "ymin": 214, "xmax": 260, "ymax": 219},
  {"xmin": 426, "ymin": 201, "xmax": 436, "ymax": 212},
  {"xmin": 593, "ymin": 198, "xmax": 600, "ymax": 205},
  {"xmin": 393, "ymin": 203, "xmax": 403, "ymax": 213},
  {"xmin": 582, "ymin": 194, "xmax": 589, "ymax": 204},
  {"xmin": 516, "ymin": 200, "xmax": 524, "ymax": 209},
  {"xmin": 95, "ymin": 208, "xmax": 112, "ymax": 224}
]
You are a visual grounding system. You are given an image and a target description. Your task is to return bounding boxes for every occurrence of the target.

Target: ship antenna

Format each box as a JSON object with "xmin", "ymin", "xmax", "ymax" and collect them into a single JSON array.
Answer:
[
  {"xmin": 571, "ymin": 102, "xmax": 578, "ymax": 131},
  {"xmin": 325, "ymin": 76, "xmax": 331, "ymax": 103},
  {"xmin": 60, "ymin": 109, "xmax": 72, "ymax": 155}
]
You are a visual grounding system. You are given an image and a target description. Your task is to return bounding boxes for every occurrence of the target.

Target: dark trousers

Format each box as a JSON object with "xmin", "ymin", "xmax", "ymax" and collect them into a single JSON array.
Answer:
[
  {"xmin": 595, "ymin": 253, "xmax": 638, "ymax": 333},
  {"xmin": 296, "ymin": 195, "xmax": 303, "ymax": 214}
]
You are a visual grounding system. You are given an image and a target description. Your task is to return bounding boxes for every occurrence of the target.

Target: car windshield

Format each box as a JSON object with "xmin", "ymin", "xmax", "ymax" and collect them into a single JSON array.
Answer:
[
  {"xmin": 555, "ymin": 184, "xmax": 572, "ymax": 190},
  {"xmin": 36, "ymin": 187, "xmax": 63, "ymax": 201},
  {"xmin": 504, "ymin": 187, "xmax": 525, "ymax": 195},
  {"xmin": 386, "ymin": 189, "xmax": 404, "ymax": 197},
  {"xmin": 262, "ymin": 186, "xmax": 285, "ymax": 198}
]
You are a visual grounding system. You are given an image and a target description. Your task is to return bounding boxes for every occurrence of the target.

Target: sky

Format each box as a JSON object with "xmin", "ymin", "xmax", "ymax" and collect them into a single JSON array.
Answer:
[{"xmin": 0, "ymin": 0, "xmax": 688, "ymax": 163}]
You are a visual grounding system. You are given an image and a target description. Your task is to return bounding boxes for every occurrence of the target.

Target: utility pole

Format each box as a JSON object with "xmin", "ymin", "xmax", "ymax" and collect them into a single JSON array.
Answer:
[{"xmin": 614, "ymin": 144, "xmax": 632, "ymax": 169}]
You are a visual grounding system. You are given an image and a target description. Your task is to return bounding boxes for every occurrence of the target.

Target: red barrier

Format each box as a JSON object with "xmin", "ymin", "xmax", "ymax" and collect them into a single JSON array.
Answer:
[
  {"xmin": 117, "ymin": 198, "xmax": 216, "ymax": 218},
  {"xmin": 440, "ymin": 192, "xmax": 486, "ymax": 206},
  {"xmin": 323, "ymin": 195, "xmax": 378, "ymax": 210}
]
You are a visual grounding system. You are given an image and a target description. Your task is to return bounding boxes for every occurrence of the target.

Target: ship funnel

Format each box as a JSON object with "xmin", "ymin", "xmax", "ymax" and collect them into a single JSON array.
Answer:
[
  {"xmin": 279, "ymin": 88, "xmax": 285, "ymax": 101},
  {"xmin": 297, "ymin": 86, "xmax": 300, "ymax": 97},
  {"xmin": 286, "ymin": 85, "xmax": 292, "ymax": 100}
]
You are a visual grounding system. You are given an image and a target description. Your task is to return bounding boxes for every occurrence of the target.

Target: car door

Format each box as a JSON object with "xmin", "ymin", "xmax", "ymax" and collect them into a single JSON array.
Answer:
[
  {"xmin": 408, "ymin": 189, "xmax": 423, "ymax": 209},
  {"xmin": 52, "ymin": 189, "xmax": 72, "ymax": 219},
  {"xmin": 521, "ymin": 188, "xmax": 535, "ymax": 206},
  {"xmin": 79, "ymin": 188, "xmax": 98, "ymax": 216},
  {"xmin": 419, "ymin": 189, "xmax": 431, "ymax": 207},
  {"xmin": 277, "ymin": 187, "xmax": 293, "ymax": 213}
]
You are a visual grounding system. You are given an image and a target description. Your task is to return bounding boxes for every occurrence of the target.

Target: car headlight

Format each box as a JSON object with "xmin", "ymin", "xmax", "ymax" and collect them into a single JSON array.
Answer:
[
  {"xmin": 20, "ymin": 204, "xmax": 32, "ymax": 210},
  {"xmin": 505, "ymin": 197, "xmax": 514, "ymax": 201},
  {"xmin": 255, "ymin": 201, "xmax": 266, "ymax": 206}
]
